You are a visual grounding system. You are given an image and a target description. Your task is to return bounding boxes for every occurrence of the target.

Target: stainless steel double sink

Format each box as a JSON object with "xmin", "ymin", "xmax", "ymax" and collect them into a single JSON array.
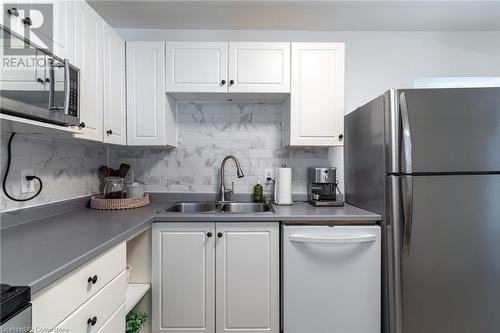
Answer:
[{"xmin": 159, "ymin": 202, "xmax": 274, "ymax": 214}]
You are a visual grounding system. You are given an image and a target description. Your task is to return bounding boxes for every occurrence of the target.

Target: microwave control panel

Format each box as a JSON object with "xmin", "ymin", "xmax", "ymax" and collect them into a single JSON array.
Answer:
[{"xmin": 68, "ymin": 69, "xmax": 79, "ymax": 117}]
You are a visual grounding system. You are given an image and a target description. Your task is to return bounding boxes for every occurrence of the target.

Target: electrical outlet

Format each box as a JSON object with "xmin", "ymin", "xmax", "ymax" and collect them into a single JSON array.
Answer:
[
  {"xmin": 264, "ymin": 168, "xmax": 275, "ymax": 184},
  {"xmin": 21, "ymin": 169, "xmax": 35, "ymax": 194}
]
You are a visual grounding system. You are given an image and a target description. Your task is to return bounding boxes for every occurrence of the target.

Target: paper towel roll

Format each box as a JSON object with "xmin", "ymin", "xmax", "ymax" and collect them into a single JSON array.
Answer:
[{"xmin": 274, "ymin": 167, "xmax": 292, "ymax": 205}]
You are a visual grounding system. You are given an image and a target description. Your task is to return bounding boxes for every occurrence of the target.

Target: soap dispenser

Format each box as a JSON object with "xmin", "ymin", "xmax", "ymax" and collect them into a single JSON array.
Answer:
[{"xmin": 253, "ymin": 179, "xmax": 263, "ymax": 203}]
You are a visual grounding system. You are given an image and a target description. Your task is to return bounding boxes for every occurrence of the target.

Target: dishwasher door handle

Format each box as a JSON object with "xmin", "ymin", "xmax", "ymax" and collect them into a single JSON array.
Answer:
[{"xmin": 289, "ymin": 234, "xmax": 377, "ymax": 244}]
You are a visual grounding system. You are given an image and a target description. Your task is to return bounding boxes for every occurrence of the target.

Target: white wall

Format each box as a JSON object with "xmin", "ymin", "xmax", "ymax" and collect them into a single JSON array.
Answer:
[
  {"xmin": 118, "ymin": 28, "xmax": 500, "ymax": 189},
  {"xmin": 1, "ymin": 134, "xmax": 106, "ymax": 212}
]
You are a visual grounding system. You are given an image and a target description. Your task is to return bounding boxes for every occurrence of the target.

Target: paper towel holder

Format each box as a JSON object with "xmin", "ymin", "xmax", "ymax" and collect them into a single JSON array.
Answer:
[{"xmin": 274, "ymin": 164, "xmax": 293, "ymax": 206}]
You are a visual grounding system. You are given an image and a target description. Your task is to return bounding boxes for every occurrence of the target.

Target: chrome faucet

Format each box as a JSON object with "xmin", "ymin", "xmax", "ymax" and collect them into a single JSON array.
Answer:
[{"xmin": 219, "ymin": 155, "xmax": 245, "ymax": 202}]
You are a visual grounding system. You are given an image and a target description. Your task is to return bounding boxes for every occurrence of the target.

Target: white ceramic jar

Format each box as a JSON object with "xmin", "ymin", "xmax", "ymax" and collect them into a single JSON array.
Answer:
[{"xmin": 127, "ymin": 182, "xmax": 145, "ymax": 198}]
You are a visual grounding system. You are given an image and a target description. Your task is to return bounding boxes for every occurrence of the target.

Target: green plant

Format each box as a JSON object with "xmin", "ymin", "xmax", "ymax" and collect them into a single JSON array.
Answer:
[{"xmin": 126, "ymin": 311, "xmax": 148, "ymax": 333}]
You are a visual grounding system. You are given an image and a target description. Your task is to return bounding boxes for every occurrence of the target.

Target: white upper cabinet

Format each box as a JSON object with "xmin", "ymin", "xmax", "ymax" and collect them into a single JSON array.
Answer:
[
  {"xmin": 1, "ymin": 1, "xmax": 75, "ymax": 61},
  {"xmin": 103, "ymin": 23, "xmax": 126, "ymax": 145},
  {"xmin": 29, "ymin": 0, "xmax": 75, "ymax": 61},
  {"xmin": 73, "ymin": 1, "xmax": 103, "ymax": 142},
  {"xmin": 228, "ymin": 42, "xmax": 290, "ymax": 93},
  {"xmin": 215, "ymin": 223, "xmax": 279, "ymax": 333},
  {"xmin": 127, "ymin": 41, "xmax": 177, "ymax": 147},
  {"xmin": 0, "ymin": 1, "xmax": 74, "ymax": 90},
  {"xmin": 288, "ymin": 42, "xmax": 345, "ymax": 146},
  {"xmin": 1, "ymin": 2, "xmax": 27, "ymax": 37},
  {"xmin": 166, "ymin": 42, "xmax": 228, "ymax": 93},
  {"xmin": 166, "ymin": 42, "xmax": 290, "ymax": 94}
]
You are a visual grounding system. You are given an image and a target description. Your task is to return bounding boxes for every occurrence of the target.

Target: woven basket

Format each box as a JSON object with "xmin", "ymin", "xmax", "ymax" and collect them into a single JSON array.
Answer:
[{"xmin": 90, "ymin": 194, "xmax": 150, "ymax": 210}]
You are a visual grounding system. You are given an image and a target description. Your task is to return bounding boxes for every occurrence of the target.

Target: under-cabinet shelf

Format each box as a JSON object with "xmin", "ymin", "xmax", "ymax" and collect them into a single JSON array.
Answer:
[
  {"xmin": 125, "ymin": 283, "xmax": 150, "ymax": 313},
  {"xmin": 0, "ymin": 114, "xmax": 83, "ymax": 139}
]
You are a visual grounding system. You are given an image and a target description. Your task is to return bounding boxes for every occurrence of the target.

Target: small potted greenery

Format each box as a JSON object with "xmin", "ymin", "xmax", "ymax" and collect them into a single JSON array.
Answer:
[{"xmin": 126, "ymin": 311, "xmax": 147, "ymax": 333}]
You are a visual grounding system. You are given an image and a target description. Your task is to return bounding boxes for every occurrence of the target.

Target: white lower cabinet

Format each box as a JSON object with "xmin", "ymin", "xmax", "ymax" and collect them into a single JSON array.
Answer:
[
  {"xmin": 96, "ymin": 303, "xmax": 126, "ymax": 333},
  {"xmin": 152, "ymin": 223, "xmax": 215, "ymax": 333},
  {"xmin": 31, "ymin": 242, "xmax": 126, "ymax": 333},
  {"xmin": 215, "ymin": 223, "xmax": 279, "ymax": 333},
  {"xmin": 55, "ymin": 271, "xmax": 126, "ymax": 333},
  {"xmin": 152, "ymin": 222, "xmax": 279, "ymax": 333}
]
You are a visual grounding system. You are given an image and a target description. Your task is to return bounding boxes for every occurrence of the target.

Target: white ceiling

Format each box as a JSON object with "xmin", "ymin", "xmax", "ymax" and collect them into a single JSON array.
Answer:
[{"xmin": 87, "ymin": 0, "xmax": 500, "ymax": 31}]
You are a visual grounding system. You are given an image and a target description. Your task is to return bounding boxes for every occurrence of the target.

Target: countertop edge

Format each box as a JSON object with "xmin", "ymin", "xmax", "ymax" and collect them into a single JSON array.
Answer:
[
  {"xmin": 29, "ymin": 216, "xmax": 155, "ymax": 294},
  {"xmin": 3, "ymin": 201, "xmax": 381, "ymax": 294}
]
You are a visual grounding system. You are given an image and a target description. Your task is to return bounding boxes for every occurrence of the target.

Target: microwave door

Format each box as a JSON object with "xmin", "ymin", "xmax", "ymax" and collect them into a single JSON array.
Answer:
[{"xmin": 48, "ymin": 58, "xmax": 68, "ymax": 113}]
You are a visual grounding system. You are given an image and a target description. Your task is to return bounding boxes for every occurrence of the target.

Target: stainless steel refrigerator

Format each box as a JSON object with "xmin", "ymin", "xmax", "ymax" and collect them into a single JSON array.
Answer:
[{"xmin": 344, "ymin": 87, "xmax": 500, "ymax": 333}]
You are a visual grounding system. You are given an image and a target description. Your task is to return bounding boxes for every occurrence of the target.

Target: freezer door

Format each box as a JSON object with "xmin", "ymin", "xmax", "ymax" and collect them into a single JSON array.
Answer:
[
  {"xmin": 282, "ymin": 225, "xmax": 381, "ymax": 333},
  {"xmin": 387, "ymin": 87, "xmax": 500, "ymax": 174},
  {"xmin": 387, "ymin": 175, "xmax": 500, "ymax": 333}
]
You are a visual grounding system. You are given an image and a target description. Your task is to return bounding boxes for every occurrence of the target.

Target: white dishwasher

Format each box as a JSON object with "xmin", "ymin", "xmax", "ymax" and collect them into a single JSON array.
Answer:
[{"xmin": 282, "ymin": 225, "xmax": 381, "ymax": 333}]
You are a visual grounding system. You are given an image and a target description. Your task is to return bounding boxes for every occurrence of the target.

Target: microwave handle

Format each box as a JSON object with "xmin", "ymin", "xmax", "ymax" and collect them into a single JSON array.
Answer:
[
  {"xmin": 62, "ymin": 59, "xmax": 70, "ymax": 115},
  {"xmin": 48, "ymin": 59, "xmax": 55, "ymax": 109},
  {"xmin": 48, "ymin": 58, "xmax": 70, "ymax": 114}
]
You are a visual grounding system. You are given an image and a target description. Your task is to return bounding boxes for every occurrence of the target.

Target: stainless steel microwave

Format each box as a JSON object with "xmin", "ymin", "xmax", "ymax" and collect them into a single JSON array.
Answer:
[{"xmin": 0, "ymin": 26, "xmax": 80, "ymax": 126}]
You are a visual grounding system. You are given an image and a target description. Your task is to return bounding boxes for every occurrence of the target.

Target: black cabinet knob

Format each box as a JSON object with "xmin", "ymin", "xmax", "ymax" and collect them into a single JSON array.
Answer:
[
  {"xmin": 229, "ymin": 80, "xmax": 234, "ymax": 85},
  {"xmin": 207, "ymin": 232, "xmax": 212, "ymax": 237},
  {"xmin": 37, "ymin": 78, "xmax": 44, "ymax": 84},
  {"xmin": 217, "ymin": 232, "xmax": 223, "ymax": 238},
  {"xmin": 79, "ymin": 122, "xmax": 86, "ymax": 128},
  {"xmin": 87, "ymin": 275, "xmax": 98, "ymax": 284},
  {"xmin": 87, "ymin": 316, "xmax": 97, "ymax": 326},
  {"xmin": 7, "ymin": 8, "xmax": 19, "ymax": 17},
  {"xmin": 221, "ymin": 80, "xmax": 226, "ymax": 85},
  {"xmin": 45, "ymin": 78, "xmax": 50, "ymax": 83},
  {"xmin": 106, "ymin": 129, "xmax": 112, "ymax": 135},
  {"xmin": 338, "ymin": 134, "xmax": 344, "ymax": 140},
  {"xmin": 22, "ymin": 17, "xmax": 32, "ymax": 26}
]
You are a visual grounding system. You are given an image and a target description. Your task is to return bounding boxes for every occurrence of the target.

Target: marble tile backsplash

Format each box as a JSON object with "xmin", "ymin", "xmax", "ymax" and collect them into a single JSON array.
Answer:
[
  {"xmin": 110, "ymin": 102, "xmax": 334, "ymax": 194},
  {"xmin": 1, "ymin": 134, "xmax": 106, "ymax": 212}
]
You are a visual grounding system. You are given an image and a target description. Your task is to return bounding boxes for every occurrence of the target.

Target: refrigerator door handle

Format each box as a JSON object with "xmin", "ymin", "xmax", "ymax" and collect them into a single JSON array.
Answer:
[
  {"xmin": 399, "ymin": 92, "xmax": 412, "ymax": 174},
  {"xmin": 401, "ymin": 175, "xmax": 414, "ymax": 257}
]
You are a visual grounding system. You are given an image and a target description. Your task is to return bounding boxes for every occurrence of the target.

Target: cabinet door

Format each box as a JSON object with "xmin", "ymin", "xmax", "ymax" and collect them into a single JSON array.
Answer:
[
  {"xmin": 152, "ymin": 223, "xmax": 215, "ymax": 333},
  {"xmin": 166, "ymin": 42, "xmax": 227, "ymax": 93},
  {"xmin": 103, "ymin": 23, "xmax": 126, "ymax": 145},
  {"xmin": 74, "ymin": 1, "xmax": 103, "ymax": 142},
  {"xmin": 127, "ymin": 42, "xmax": 178, "ymax": 146},
  {"xmin": 0, "ymin": 2, "xmax": 46, "ymax": 90},
  {"xmin": 289, "ymin": 43, "xmax": 345, "ymax": 146},
  {"xmin": 29, "ymin": 0, "xmax": 74, "ymax": 61},
  {"xmin": 1, "ymin": 1, "xmax": 30, "ymax": 38},
  {"xmin": 228, "ymin": 42, "xmax": 290, "ymax": 93},
  {"xmin": 215, "ymin": 223, "xmax": 279, "ymax": 333}
]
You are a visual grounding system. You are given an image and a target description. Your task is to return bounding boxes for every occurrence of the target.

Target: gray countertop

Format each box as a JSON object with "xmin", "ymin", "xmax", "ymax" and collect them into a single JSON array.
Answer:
[{"xmin": 1, "ymin": 195, "xmax": 380, "ymax": 294}]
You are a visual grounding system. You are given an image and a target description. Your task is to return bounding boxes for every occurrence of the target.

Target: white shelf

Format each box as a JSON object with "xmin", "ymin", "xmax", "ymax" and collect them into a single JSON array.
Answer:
[
  {"xmin": 0, "ymin": 114, "xmax": 82, "ymax": 139},
  {"xmin": 126, "ymin": 283, "xmax": 151, "ymax": 313}
]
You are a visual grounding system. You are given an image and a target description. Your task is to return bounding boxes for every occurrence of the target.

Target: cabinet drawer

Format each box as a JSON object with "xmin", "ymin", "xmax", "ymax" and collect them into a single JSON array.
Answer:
[
  {"xmin": 32, "ymin": 242, "xmax": 126, "ymax": 331},
  {"xmin": 96, "ymin": 303, "xmax": 126, "ymax": 333},
  {"xmin": 55, "ymin": 270, "xmax": 126, "ymax": 333}
]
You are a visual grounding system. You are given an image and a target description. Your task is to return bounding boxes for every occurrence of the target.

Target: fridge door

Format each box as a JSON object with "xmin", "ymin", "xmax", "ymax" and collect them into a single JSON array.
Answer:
[
  {"xmin": 387, "ymin": 174, "xmax": 500, "ymax": 333},
  {"xmin": 282, "ymin": 225, "xmax": 381, "ymax": 333},
  {"xmin": 387, "ymin": 87, "xmax": 500, "ymax": 174}
]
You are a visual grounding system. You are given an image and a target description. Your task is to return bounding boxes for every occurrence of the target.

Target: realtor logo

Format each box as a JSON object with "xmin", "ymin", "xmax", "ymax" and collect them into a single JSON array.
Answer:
[{"xmin": 3, "ymin": 3, "xmax": 53, "ymax": 55}]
